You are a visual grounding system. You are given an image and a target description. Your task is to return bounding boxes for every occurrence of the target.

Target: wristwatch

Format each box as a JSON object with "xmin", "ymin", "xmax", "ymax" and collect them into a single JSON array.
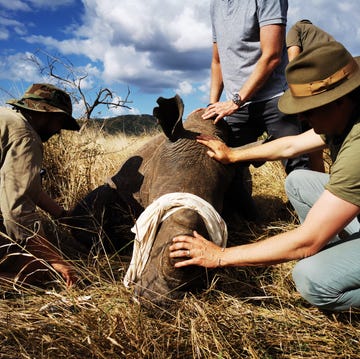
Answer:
[{"xmin": 232, "ymin": 93, "xmax": 243, "ymax": 107}]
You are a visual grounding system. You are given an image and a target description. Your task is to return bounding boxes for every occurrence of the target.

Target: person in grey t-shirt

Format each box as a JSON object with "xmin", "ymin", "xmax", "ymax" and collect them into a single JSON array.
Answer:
[{"xmin": 202, "ymin": 0, "xmax": 308, "ymax": 221}]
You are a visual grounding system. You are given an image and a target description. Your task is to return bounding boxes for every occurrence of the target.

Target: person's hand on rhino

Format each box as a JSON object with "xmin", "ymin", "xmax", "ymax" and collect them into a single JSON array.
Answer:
[
  {"xmin": 202, "ymin": 101, "xmax": 239, "ymax": 124},
  {"xmin": 196, "ymin": 134, "xmax": 234, "ymax": 164},
  {"xmin": 169, "ymin": 230, "xmax": 225, "ymax": 268}
]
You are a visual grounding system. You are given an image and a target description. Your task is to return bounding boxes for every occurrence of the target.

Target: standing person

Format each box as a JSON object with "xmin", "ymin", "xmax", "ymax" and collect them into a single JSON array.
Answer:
[
  {"xmin": 286, "ymin": 19, "xmax": 335, "ymax": 172},
  {"xmin": 170, "ymin": 41, "xmax": 360, "ymax": 311},
  {"xmin": 203, "ymin": 0, "xmax": 308, "ymax": 221},
  {"xmin": 0, "ymin": 83, "xmax": 79, "ymax": 287},
  {"xmin": 286, "ymin": 19, "xmax": 335, "ymax": 61}
]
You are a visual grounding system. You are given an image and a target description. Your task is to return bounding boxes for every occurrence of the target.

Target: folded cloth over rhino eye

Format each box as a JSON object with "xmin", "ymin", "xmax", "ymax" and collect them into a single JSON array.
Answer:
[{"xmin": 123, "ymin": 192, "xmax": 228, "ymax": 288}]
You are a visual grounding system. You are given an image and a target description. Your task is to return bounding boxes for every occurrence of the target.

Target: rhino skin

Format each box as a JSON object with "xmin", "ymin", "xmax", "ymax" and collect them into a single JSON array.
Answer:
[{"xmin": 71, "ymin": 95, "xmax": 257, "ymax": 307}]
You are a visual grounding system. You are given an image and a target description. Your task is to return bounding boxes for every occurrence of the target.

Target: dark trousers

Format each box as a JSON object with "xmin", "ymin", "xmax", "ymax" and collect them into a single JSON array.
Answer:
[
  {"xmin": 225, "ymin": 96, "xmax": 309, "ymax": 220},
  {"xmin": 226, "ymin": 96, "xmax": 308, "ymax": 173}
]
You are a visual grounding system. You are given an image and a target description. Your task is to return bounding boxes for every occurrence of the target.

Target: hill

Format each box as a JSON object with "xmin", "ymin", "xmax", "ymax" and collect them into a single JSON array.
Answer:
[{"xmin": 88, "ymin": 114, "xmax": 160, "ymax": 136}]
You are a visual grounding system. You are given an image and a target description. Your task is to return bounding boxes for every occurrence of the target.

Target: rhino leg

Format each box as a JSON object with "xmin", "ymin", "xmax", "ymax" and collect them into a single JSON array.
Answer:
[
  {"xmin": 133, "ymin": 208, "xmax": 212, "ymax": 307},
  {"xmin": 223, "ymin": 164, "xmax": 259, "ymax": 223},
  {"xmin": 69, "ymin": 185, "xmax": 137, "ymax": 254}
]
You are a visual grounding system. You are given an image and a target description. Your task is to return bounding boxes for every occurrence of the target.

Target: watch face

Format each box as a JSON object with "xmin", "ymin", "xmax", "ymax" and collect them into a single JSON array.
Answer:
[{"xmin": 232, "ymin": 94, "xmax": 242, "ymax": 106}]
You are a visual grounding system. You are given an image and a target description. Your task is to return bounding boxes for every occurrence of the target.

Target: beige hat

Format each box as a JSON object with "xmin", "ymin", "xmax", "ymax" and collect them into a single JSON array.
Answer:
[
  {"xmin": 7, "ymin": 83, "xmax": 80, "ymax": 131},
  {"xmin": 279, "ymin": 41, "xmax": 360, "ymax": 114}
]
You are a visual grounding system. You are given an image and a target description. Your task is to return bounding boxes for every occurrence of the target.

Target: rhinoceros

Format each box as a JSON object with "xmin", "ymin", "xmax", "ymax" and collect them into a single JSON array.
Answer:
[{"xmin": 70, "ymin": 95, "xmax": 260, "ymax": 306}]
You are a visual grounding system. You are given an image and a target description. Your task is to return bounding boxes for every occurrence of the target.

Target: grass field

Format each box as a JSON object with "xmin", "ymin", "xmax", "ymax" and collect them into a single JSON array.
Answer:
[{"xmin": 0, "ymin": 123, "xmax": 359, "ymax": 358}]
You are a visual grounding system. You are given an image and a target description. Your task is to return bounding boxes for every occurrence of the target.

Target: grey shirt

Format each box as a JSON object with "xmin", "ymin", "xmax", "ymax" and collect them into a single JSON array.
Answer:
[{"xmin": 210, "ymin": 0, "xmax": 289, "ymax": 102}]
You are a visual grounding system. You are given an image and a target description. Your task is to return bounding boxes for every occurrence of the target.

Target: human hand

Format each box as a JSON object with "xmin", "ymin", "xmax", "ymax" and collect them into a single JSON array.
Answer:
[
  {"xmin": 52, "ymin": 261, "xmax": 78, "ymax": 287},
  {"xmin": 196, "ymin": 134, "xmax": 233, "ymax": 164},
  {"xmin": 202, "ymin": 101, "xmax": 238, "ymax": 124},
  {"xmin": 169, "ymin": 231, "xmax": 225, "ymax": 268}
]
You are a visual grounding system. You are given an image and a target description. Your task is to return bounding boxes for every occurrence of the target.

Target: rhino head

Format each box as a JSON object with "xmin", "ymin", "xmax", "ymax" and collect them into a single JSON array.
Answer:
[{"xmin": 125, "ymin": 95, "xmax": 234, "ymax": 308}]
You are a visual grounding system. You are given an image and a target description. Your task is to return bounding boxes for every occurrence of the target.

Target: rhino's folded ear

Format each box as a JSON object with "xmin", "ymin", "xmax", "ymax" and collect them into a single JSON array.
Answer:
[{"xmin": 153, "ymin": 94, "xmax": 185, "ymax": 142}]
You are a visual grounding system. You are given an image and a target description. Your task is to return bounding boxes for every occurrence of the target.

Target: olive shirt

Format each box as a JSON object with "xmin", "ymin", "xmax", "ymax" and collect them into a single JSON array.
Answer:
[
  {"xmin": 0, "ymin": 106, "xmax": 43, "ymax": 242},
  {"xmin": 286, "ymin": 20, "xmax": 334, "ymax": 51},
  {"xmin": 324, "ymin": 116, "xmax": 360, "ymax": 209}
]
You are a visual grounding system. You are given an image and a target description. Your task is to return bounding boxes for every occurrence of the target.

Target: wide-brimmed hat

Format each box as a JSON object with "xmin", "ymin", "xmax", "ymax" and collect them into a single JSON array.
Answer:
[
  {"xmin": 7, "ymin": 83, "xmax": 80, "ymax": 131},
  {"xmin": 279, "ymin": 41, "xmax": 360, "ymax": 114}
]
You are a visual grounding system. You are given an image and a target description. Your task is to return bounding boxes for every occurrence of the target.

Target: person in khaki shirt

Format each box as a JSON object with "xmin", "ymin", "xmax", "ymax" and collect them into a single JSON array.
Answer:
[
  {"xmin": 286, "ymin": 19, "xmax": 335, "ymax": 172},
  {"xmin": 286, "ymin": 19, "xmax": 335, "ymax": 61},
  {"xmin": 0, "ymin": 83, "xmax": 79, "ymax": 287},
  {"xmin": 169, "ymin": 42, "xmax": 360, "ymax": 312}
]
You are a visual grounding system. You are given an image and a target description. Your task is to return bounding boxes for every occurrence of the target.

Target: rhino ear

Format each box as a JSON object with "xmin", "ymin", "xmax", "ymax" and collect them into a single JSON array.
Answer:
[{"xmin": 153, "ymin": 94, "xmax": 184, "ymax": 142}]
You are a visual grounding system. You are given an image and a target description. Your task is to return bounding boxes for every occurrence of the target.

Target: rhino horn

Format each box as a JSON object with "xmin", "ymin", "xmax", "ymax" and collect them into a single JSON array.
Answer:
[{"xmin": 153, "ymin": 94, "xmax": 184, "ymax": 142}]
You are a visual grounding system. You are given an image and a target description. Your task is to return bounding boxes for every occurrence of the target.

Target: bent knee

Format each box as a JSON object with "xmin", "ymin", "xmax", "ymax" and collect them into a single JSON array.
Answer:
[
  {"xmin": 284, "ymin": 169, "xmax": 306, "ymax": 196},
  {"xmin": 292, "ymin": 259, "xmax": 343, "ymax": 310}
]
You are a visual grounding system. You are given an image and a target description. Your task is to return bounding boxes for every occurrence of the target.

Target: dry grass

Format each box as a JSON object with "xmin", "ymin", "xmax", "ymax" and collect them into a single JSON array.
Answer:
[{"xmin": 1, "ymin": 128, "xmax": 360, "ymax": 359}]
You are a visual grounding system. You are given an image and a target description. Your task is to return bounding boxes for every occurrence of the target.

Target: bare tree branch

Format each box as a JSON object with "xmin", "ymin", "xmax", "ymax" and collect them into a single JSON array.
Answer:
[{"xmin": 26, "ymin": 49, "xmax": 133, "ymax": 126}]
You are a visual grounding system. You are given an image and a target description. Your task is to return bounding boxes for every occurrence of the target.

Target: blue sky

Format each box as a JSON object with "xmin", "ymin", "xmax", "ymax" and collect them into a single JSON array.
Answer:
[{"xmin": 1, "ymin": 0, "xmax": 360, "ymax": 119}]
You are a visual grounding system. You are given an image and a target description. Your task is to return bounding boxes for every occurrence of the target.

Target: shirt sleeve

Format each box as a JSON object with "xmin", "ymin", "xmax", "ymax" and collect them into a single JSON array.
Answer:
[
  {"xmin": 325, "ymin": 126, "xmax": 360, "ymax": 208},
  {"xmin": 210, "ymin": 0, "xmax": 217, "ymax": 42},
  {"xmin": 257, "ymin": 0, "xmax": 288, "ymax": 27},
  {"xmin": 0, "ymin": 134, "xmax": 43, "ymax": 241},
  {"xmin": 286, "ymin": 23, "xmax": 301, "ymax": 48}
]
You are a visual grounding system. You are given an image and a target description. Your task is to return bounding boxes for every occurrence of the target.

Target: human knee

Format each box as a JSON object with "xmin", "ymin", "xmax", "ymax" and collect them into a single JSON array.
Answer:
[
  {"xmin": 284, "ymin": 169, "xmax": 306, "ymax": 202},
  {"xmin": 285, "ymin": 169, "xmax": 305, "ymax": 193},
  {"xmin": 292, "ymin": 259, "xmax": 340, "ymax": 310}
]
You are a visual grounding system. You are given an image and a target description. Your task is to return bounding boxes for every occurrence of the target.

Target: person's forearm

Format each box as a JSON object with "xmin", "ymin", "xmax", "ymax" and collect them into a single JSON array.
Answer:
[
  {"xmin": 27, "ymin": 234, "xmax": 76, "ymax": 286},
  {"xmin": 209, "ymin": 61, "xmax": 223, "ymax": 104},
  {"xmin": 27, "ymin": 234, "xmax": 66, "ymax": 263},
  {"xmin": 238, "ymin": 53, "xmax": 280, "ymax": 102},
  {"xmin": 220, "ymin": 191, "xmax": 360, "ymax": 267},
  {"xmin": 37, "ymin": 191, "xmax": 65, "ymax": 218},
  {"xmin": 220, "ymin": 226, "xmax": 321, "ymax": 267},
  {"xmin": 229, "ymin": 135, "xmax": 300, "ymax": 163},
  {"xmin": 287, "ymin": 46, "xmax": 301, "ymax": 61},
  {"xmin": 209, "ymin": 43, "xmax": 223, "ymax": 104},
  {"xmin": 236, "ymin": 24, "xmax": 284, "ymax": 102}
]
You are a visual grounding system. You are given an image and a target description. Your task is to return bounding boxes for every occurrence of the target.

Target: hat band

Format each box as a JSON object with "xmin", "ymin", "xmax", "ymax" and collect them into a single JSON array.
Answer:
[
  {"xmin": 288, "ymin": 59, "xmax": 359, "ymax": 97},
  {"xmin": 20, "ymin": 95, "xmax": 70, "ymax": 115}
]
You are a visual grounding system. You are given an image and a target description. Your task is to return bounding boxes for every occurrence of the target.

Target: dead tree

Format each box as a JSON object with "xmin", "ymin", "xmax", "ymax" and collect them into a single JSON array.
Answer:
[{"xmin": 27, "ymin": 49, "xmax": 132, "ymax": 128}]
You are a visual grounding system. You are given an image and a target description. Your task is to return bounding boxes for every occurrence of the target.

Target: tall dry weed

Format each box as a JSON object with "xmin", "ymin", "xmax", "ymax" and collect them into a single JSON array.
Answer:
[{"xmin": 1, "ymin": 128, "xmax": 359, "ymax": 359}]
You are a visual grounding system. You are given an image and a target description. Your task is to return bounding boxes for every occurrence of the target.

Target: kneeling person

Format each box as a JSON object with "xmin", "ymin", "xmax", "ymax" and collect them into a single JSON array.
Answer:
[
  {"xmin": 169, "ymin": 41, "xmax": 360, "ymax": 312},
  {"xmin": 0, "ymin": 84, "xmax": 79, "ymax": 287}
]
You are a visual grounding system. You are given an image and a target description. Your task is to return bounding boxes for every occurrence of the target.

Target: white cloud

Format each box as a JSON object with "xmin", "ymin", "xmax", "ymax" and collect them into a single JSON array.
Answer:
[
  {"xmin": 0, "ymin": 52, "xmax": 41, "ymax": 81},
  {"xmin": 68, "ymin": 0, "xmax": 212, "ymax": 91},
  {"xmin": 0, "ymin": 0, "xmax": 31, "ymax": 11},
  {"xmin": 175, "ymin": 81, "xmax": 193, "ymax": 96},
  {"xmin": 29, "ymin": 0, "xmax": 74, "ymax": 7},
  {"xmin": 0, "ymin": 27, "xmax": 9, "ymax": 40},
  {"xmin": 287, "ymin": 0, "xmax": 360, "ymax": 54},
  {"xmin": 2, "ymin": 0, "xmax": 360, "ymax": 115},
  {"xmin": 0, "ymin": 0, "xmax": 75, "ymax": 11}
]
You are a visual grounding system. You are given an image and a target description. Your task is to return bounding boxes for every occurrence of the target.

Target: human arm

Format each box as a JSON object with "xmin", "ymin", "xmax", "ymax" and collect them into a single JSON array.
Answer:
[
  {"xmin": 37, "ymin": 190, "xmax": 67, "ymax": 219},
  {"xmin": 287, "ymin": 45, "xmax": 301, "ymax": 61},
  {"xmin": 286, "ymin": 22, "xmax": 302, "ymax": 61},
  {"xmin": 26, "ymin": 232, "xmax": 77, "ymax": 286},
  {"xmin": 203, "ymin": 24, "xmax": 286, "ymax": 123},
  {"xmin": 0, "ymin": 134, "xmax": 76, "ymax": 285},
  {"xmin": 196, "ymin": 129, "xmax": 326, "ymax": 164},
  {"xmin": 209, "ymin": 42, "xmax": 224, "ymax": 105},
  {"xmin": 169, "ymin": 190, "xmax": 360, "ymax": 268}
]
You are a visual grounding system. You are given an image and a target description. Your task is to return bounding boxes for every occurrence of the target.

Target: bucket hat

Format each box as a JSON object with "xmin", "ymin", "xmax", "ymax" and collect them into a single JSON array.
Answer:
[
  {"xmin": 7, "ymin": 83, "xmax": 80, "ymax": 131},
  {"xmin": 279, "ymin": 41, "xmax": 360, "ymax": 114}
]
